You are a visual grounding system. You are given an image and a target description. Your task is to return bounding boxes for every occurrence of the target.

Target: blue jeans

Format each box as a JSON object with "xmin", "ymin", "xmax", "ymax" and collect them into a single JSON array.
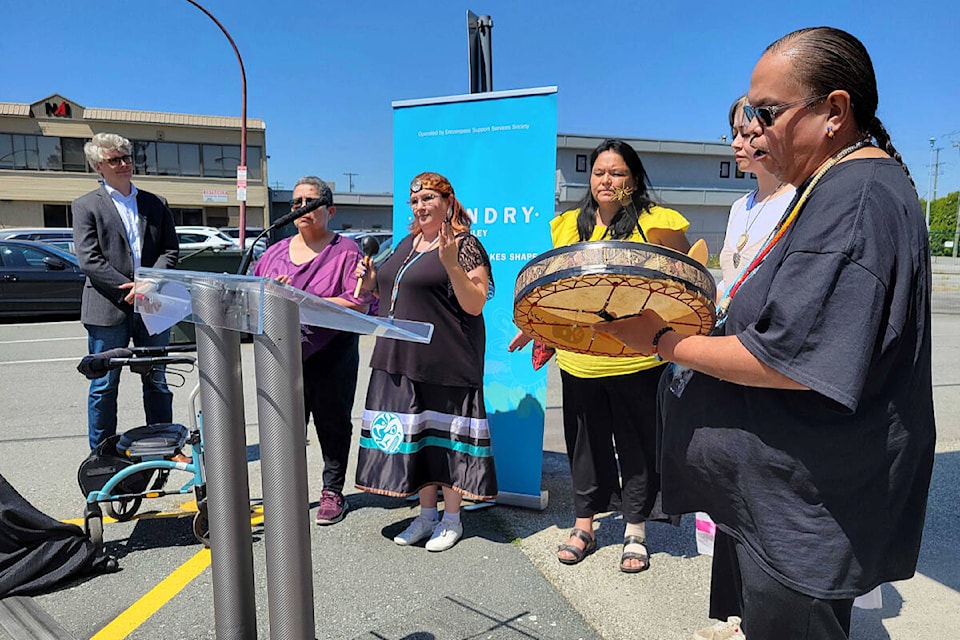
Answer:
[{"xmin": 86, "ymin": 315, "xmax": 173, "ymax": 450}]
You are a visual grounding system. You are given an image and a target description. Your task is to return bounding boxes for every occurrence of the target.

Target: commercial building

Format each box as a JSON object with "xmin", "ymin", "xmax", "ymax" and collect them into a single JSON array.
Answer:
[
  {"xmin": 0, "ymin": 93, "xmax": 268, "ymax": 229},
  {"xmin": 270, "ymin": 134, "xmax": 751, "ymax": 253}
]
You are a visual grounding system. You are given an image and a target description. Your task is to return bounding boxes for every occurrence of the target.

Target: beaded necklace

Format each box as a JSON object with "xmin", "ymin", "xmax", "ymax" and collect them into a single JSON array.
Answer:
[
  {"xmin": 716, "ymin": 138, "xmax": 871, "ymax": 327},
  {"xmin": 387, "ymin": 232, "xmax": 439, "ymax": 318}
]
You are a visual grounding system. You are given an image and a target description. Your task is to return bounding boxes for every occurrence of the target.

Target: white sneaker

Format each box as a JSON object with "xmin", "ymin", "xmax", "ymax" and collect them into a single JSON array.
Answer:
[
  {"xmin": 425, "ymin": 519, "xmax": 463, "ymax": 552},
  {"xmin": 393, "ymin": 516, "xmax": 438, "ymax": 546},
  {"xmin": 693, "ymin": 616, "xmax": 744, "ymax": 640}
]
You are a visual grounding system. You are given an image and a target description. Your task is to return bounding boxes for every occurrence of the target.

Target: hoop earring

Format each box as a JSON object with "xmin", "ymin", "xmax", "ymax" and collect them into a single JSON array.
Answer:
[{"xmin": 827, "ymin": 126, "xmax": 835, "ymax": 139}]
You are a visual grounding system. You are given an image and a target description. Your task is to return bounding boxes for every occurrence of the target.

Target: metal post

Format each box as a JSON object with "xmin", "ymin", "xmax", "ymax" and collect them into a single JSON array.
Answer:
[
  {"xmin": 253, "ymin": 293, "xmax": 315, "ymax": 640},
  {"xmin": 193, "ymin": 286, "xmax": 257, "ymax": 639},
  {"xmin": 926, "ymin": 138, "xmax": 935, "ymax": 230},
  {"xmin": 184, "ymin": 0, "xmax": 249, "ymax": 249},
  {"xmin": 467, "ymin": 11, "xmax": 493, "ymax": 93}
]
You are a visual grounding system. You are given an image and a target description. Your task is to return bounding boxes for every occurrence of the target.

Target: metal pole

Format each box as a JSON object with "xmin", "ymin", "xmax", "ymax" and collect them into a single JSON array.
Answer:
[
  {"xmin": 253, "ymin": 292, "xmax": 315, "ymax": 640},
  {"xmin": 184, "ymin": 0, "xmax": 249, "ymax": 250},
  {"xmin": 926, "ymin": 138, "xmax": 935, "ymax": 230},
  {"xmin": 193, "ymin": 286, "xmax": 257, "ymax": 640}
]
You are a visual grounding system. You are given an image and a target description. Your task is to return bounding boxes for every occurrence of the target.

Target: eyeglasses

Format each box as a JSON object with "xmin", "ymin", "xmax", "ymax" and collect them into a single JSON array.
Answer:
[
  {"xmin": 743, "ymin": 94, "xmax": 830, "ymax": 128},
  {"xmin": 103, "ymin": 154, "xmax": 133, "ymax": 168},
  {"xmin": 290, "ymin": 197, "xmax": 325, "ymax": 209},
  {"xmin": 407, "ymin": 193, "xmax": 440, "ymax": 207}
]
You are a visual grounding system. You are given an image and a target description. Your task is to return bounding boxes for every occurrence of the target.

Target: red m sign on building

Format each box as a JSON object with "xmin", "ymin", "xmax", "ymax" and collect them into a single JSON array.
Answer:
[{"xmin": 45, "ymin": 101, "xmax": 71, "ymax": 118}]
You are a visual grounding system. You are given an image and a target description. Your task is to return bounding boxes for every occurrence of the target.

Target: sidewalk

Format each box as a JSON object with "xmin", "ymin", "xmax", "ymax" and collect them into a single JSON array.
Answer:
[{"xmin": 2, "ymin": 314, "xmax": 958, "ymax": 639}]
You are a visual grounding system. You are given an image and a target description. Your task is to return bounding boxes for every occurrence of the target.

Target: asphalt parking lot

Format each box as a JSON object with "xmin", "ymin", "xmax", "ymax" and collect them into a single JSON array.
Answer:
[{"xmin": 0, "ymin": 316, "xmax": 958, "ymax": 640}]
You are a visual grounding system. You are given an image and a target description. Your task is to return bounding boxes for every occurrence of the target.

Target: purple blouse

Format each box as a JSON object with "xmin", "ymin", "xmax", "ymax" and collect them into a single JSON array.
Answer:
[{"xmin": 254, "ymin": 234, "xmax": 374, "ymax": 359}]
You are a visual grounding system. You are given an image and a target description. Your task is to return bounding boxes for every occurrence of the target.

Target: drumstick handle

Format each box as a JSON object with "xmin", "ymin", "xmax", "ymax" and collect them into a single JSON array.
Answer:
[{"xmin": 354, "ymin": 256, "xmax": 369, "ymax": 298}]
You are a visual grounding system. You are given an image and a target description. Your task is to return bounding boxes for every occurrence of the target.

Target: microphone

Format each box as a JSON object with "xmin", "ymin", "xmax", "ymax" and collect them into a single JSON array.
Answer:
[
  {"xmin": 77, "ymin": 348, "xmax": 134, "ymax": 379},
  {"xmin": 237, "ymin": 196, "xmax": 329, "ymax": 275}
]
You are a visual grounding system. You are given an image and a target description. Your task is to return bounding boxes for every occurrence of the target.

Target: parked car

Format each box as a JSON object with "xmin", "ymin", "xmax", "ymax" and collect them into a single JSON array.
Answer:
[
  {"xmin": 0, "ymin": 227, "xmax": 74, "ymax": 244},
  {"xmin": 340, "ymin": 230, "xmax": 393, "ymax": 267},
  {"xmin": 0, "ymin": 239, "xmax": 85, "ymax": 317},
  {"xmin": 221, "ymin": 226, "xmax": 267, "ymax": 258},
  {"xmin": 175, "ymin": 226, "xmax": 238, "ymax": 255}
]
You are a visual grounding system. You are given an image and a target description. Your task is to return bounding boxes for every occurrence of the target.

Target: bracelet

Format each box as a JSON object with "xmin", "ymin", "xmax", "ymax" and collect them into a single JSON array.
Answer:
[{"xmin": 651, "ymin": 326, "xmax": 676, "ymax": 359}]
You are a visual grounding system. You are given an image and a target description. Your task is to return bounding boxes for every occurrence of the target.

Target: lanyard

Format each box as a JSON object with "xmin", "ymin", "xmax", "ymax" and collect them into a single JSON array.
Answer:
[{"xmin": 387, "ymin": 233, "xmax": 439, "ymax": 318}]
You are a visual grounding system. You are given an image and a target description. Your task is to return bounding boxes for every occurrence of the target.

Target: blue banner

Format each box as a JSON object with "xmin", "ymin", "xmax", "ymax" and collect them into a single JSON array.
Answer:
[{"xmin": 393, "ymin": 88, "xmax": 557, "ymax": 504}]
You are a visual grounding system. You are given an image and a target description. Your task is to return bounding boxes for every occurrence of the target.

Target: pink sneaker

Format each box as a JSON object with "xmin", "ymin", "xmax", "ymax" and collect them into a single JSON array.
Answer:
[{"xmin": 315, "ymin": 490, "xmax": 347, "ymax": 525}]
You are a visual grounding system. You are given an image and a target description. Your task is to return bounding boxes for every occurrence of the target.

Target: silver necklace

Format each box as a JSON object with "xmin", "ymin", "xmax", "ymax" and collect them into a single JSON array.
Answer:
[{"xmin": 733, "ymin": 183, "xmax": 784, "ymax": 268}]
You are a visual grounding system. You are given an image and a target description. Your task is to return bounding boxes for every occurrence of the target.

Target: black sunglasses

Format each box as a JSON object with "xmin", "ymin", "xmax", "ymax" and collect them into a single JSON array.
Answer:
[
  {"xmin": 290, "ymin": 197, "xmax": 325, "ymax": 209},
  {"xmin": 103, "ymin": 154, "xmax": 133, "ymax": 168},
  {"xmin": 743, "ymin": 94, "xmax": 830, "ymax": 128}
]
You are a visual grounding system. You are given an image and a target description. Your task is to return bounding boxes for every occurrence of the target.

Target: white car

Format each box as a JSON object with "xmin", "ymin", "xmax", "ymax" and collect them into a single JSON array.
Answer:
[{"xmin": 175, "ymin": 226, "xmax": 238, "ymax": 253}]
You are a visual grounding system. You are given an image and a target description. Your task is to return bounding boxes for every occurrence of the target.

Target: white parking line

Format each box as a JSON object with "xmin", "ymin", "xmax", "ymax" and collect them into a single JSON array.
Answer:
[
  {"xmin": 0, "ymin": 357, "xmax": 80, "ymax": 366},
  {"xmin": 0, "ymin": 337, "xmax": 86, "ymax": 344}
]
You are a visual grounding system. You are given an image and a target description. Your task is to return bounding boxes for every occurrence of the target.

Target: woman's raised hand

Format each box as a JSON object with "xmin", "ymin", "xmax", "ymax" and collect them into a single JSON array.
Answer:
[
  {"xmin": 354, "ymin": 256, "xmax": 376, "ymax": 294},
  {"xmin": 437, "ymin": 219, "xmax": 459, "ymax": 271}
]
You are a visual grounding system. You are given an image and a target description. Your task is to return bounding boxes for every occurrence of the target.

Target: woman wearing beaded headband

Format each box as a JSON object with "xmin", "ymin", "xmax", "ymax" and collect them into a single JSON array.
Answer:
[
  {"xmin": 354, "ymin": 171, "xmax": 495, "ymax": 552},
  {"xmin": 594, "ymin": 28, "xmax": 934, "ymax": 639}
]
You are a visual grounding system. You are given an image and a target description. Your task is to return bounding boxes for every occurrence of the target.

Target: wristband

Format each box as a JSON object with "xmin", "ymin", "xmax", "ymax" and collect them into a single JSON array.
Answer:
[{"xmin": 651, "ymin": 326, "xmax": 676, "ymax": 360}]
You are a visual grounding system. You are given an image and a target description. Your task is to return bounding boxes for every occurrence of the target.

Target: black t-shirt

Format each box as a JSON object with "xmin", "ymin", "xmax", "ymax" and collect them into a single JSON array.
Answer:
[
  {"xmin": 370, "ymin": 232, "xmax": 492, "ymax": 388},
  {"xmin": 659, "ymin": 158, "xmax": 936, "ymax": 598}
]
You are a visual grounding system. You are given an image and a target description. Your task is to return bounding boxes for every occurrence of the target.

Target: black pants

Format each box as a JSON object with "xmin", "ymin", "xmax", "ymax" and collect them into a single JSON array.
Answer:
[
  {"xmin": 710, "ymin": 529, "xmax": 854, "ymax": 640},
  {"xmin": 303, "ymin": 333, "xmax": 360, "ymax": 494},
  {"xmin": 559, "ymin": 366, "xmax": 663, "ymax": 523}
]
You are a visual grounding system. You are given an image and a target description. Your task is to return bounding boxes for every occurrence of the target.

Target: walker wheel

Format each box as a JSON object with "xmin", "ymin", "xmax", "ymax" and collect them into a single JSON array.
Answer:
[
  {"xmin": 193, "ymin": 498, "xmax": 210, "ymax": 547},
  {"xmin": 108, "ymin": 497, "xmax": 143, "ymax": 522},
  {"xmin": 84, "ymin": 505, "xmax": 104, "ymax": 552}
]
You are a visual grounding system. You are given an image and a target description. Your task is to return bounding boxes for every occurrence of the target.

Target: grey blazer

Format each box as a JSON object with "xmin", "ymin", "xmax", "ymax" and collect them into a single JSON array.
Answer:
[{"xmin": 72, "ymin": 185, "xmax": 179, "ymax": 326}]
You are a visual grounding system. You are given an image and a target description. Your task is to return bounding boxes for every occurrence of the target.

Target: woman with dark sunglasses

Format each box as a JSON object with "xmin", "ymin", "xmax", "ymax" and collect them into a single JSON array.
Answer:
[
  {"xmin": 254, "ymin": 176, "xmax": 374, "ymax": 527},
  {"xmin": 510, "ymin": 139, "xmax": 691, "ymax": 574},
  {"xmin": 594, "ymin": 28, "xmax": 934, "ymax": 639}
]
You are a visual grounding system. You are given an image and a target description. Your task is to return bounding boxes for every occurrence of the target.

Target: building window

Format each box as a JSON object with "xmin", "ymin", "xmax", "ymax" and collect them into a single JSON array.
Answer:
[
  {"xmin": 38, "ymin": 137, "xmax": 62, "ymax": 171},
  {"xmin": 170, "ymin": 208, "xmax": 203, "ymax": 226},
  {"xmin": 43, "ymin": 204, "xmax": 73, "ymax": 227},
  {"xmin": 134, "ymin": 141, "xmax": 158, "ymax": 175},
  {"xmin": 61, "ymin": 138, "xmax": 88, "ymax": 172},
  {"xmin": 575, "ymin": 154, "xmax": 587, "ymax": 172},
  {"xmin": 749, "ymin": 172, "xmax": 757, "ymax": 180},
  {"xmin": 179, "ymin": 143, "xmax": 201, "ymax": 176},
  {"xmin": 156, "ymin": 142, "xmax": 180, "ymax": 176},
  {"xmin": 735, "ymin": 167, "xmax": 745, "ymax": 179},
  {"xmin": 719, "ymin": 161, "xmax": 731, "ymax": 178}
]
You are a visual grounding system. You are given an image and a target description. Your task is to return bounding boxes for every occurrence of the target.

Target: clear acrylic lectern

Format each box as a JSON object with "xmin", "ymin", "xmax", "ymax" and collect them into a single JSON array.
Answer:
[{"xmin": 135, "ymin": 267, "xmax": 433, "ymax": 640}]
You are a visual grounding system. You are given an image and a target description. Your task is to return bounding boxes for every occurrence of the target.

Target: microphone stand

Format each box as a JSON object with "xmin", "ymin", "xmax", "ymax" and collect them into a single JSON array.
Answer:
[{"xmin": 236, "ymin": 197, "xmax": 328, "ymax": 276}]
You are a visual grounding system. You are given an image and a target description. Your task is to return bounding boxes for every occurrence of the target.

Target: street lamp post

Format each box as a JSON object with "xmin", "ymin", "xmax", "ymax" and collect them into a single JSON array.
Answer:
[{"xmin": 185, "ymin": 0, "xmax": 248, "ymax": 250}]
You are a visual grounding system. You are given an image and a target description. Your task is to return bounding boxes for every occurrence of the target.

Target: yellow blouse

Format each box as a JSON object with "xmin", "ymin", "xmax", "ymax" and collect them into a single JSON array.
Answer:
[{"xmin": 548, "ymin": 206, "xmax": 690, "ymax": 378}]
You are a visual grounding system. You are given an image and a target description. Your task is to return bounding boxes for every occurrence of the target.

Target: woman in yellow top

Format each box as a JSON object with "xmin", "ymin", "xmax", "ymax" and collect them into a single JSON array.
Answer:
[{"xmin": 510, "ymin": 139, "xmax": 690, "ymax": 573}]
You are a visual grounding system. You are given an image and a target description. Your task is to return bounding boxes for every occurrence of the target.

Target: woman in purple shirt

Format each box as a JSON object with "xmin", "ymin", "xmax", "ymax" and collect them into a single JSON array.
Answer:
[{"xmin": 254, "ymin": 176, "xmax": 373, "ymax": 526}]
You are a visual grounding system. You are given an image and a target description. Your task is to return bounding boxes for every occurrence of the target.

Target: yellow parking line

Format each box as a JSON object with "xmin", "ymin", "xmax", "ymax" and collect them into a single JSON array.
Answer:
[
  {"xmin": 90, "ymin": 548, "xmax": 211, "ymax": 640},
  {"xmin": 85, "ymin": 502, "xmax": 265, "ymax": 640}
]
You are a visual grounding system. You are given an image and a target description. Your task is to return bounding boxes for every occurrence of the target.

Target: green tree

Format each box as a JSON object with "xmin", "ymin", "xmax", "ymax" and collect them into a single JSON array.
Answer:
[{"xmin": 923, "ymin": 191, "xmax": 959, "ymax": 256}]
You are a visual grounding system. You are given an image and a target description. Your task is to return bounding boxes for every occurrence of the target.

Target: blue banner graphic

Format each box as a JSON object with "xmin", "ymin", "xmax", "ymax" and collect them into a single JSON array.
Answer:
[{"xmin": 393, "ymin": 88, "xmax": 557, "ymax": 503}]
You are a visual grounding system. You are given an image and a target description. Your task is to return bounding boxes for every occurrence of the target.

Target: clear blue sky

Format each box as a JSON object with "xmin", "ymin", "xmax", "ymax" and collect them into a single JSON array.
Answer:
[{"xmin": 2, "ymin": 1, "xmax": 957, "ymax": 199}]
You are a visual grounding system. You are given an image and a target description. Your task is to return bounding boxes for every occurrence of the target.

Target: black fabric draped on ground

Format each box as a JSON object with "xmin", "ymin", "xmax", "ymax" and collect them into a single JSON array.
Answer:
[{"xmin": 0, "ymin": 473, "xmax": 117, "ymax": 598}]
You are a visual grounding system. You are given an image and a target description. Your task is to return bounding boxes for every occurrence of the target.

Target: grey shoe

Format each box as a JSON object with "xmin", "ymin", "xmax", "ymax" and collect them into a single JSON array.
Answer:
[{"xmin": 393, "ymin": 515, "xmax": 438, "ymax": 546}]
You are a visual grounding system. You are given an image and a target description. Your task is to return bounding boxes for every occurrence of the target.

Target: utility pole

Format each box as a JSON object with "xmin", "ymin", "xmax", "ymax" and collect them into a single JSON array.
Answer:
[
  {"xmin": 932, "ymin": 146, "xmax": 942, "ymax": 204},
  {"xmin": 343, "ymin": 172, "xmax": 358, "ymax": 193}
]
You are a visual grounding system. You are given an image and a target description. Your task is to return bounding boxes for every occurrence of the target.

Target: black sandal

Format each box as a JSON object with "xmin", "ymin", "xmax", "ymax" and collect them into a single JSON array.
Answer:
[
  {"xmin": 620, "ymin": 535, "xmax": 650, "ymax": 574},
  {"xmin": 557, "ymin": 528, "xmax": 597, "ymax": 565}
]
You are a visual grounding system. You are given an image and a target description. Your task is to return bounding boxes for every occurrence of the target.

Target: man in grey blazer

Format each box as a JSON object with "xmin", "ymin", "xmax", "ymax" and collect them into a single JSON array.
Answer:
[{"xmin": 73, "ymin": 133, "xmax": 180, "ymax": 450}]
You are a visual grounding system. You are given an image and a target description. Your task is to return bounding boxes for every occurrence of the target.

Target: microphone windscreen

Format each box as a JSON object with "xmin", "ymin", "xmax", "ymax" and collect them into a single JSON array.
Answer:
[{"xmin": 77, "ymin": 347, "xmax": 134, "ymax": 379}]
